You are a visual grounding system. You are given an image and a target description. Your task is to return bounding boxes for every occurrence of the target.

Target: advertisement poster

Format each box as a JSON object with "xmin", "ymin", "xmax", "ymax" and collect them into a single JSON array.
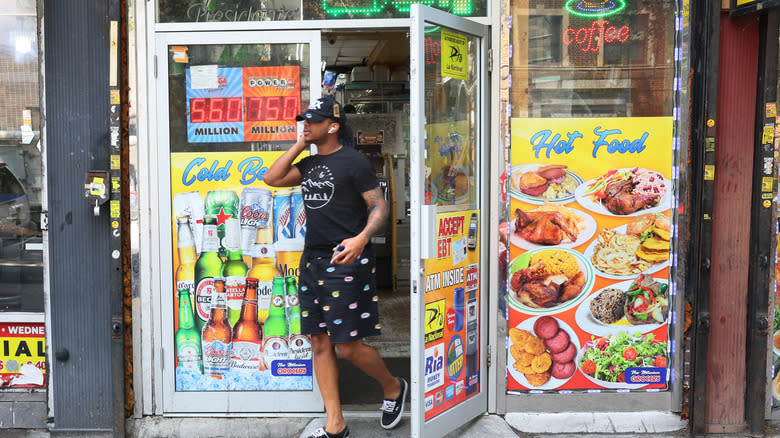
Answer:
[
  {"xmin": 170, "ymin": 151, "xmax": 313, "ymax": 391},
  {"xmin": 186, "ymin": 66, "xmax": 300, "ymax": 143},
  {"xmin": 426, "ymin": 121, "xmax": 473, "ymax": 205},
  {"xmin": 424, "ymin": 210, "xmax": 480, "ymax": 420},
  {"xmin": 506, "ymin": 117, "xmax": 672, "ymax": 392},
  {"xmin": 0, "ymin": 318, "xmax": 45, "ymax": 388}
]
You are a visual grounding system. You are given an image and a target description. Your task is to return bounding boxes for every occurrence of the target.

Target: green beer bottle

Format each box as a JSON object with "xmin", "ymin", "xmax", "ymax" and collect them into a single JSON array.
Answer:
[
  {"xmin": 204, "ymin": 190, "xmax": 239, "ymax": 258},
  {"xmin": 194, "ymin": 216, "xmax": 223, "ymax": 332},
  {"xmin": 222, "ymin": 218, "xmax": 248, "ymax": 327},
  {"xmin": 176, "ymin": 286, "xmax": 203, "ymax": 373},
  {"xmin": 262, "ymin": 277, "xmax": 289, "ymax": 370},
  {"xmin": 285, "ymin": 276, "xmax": 312, "ymax": 360}
]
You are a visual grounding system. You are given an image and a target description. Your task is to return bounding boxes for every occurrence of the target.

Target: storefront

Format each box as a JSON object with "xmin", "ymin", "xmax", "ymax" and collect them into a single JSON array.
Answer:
[
  {"xmin": 0, "ymin": 0, "xmax": 47, "ymax": 428},
  {"xmin": 129, "ymin": 0, "xmax": 688, "ymax": 436}
]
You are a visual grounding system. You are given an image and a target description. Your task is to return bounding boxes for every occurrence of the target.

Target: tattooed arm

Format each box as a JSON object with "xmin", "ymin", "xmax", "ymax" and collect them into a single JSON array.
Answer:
[{"xmin": 330, "ymin": 186, "xmax": 388, "ymax": 264}]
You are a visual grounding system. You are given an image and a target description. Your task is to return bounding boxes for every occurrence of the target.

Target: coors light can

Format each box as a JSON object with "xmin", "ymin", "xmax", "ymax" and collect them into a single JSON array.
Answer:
[
  {"xmin": 290, "ymin": 187, "xmax": 306, "ymax": 239},
  {"xmin": 239, "ymin": 187, "xmax": 272, "ymax": 254}
]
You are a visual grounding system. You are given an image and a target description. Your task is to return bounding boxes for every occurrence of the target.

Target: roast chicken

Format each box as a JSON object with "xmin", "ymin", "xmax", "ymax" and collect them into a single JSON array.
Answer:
[
  {"xmin": 514, "ymin": 208, "xmax": 578, "ymax": 245},
  {"xmin": 601, "ymin": 180, "xmax": 660, "ymax": 215},
  {"xmin": 510, "ymin": 261, "xmax": 586, "ymax": 308}
]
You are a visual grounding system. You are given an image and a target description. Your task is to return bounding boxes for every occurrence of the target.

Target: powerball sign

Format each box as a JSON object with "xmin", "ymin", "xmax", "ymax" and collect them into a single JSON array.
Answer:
[{"xmin": 186, "ymin": 66, "xmax": 300, "ymax": 143}]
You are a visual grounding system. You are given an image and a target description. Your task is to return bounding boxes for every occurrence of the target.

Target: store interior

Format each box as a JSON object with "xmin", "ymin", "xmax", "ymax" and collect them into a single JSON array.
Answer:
[{"xmin": 320, "ymin": 31, "xmax": 414, "ymax": 407}]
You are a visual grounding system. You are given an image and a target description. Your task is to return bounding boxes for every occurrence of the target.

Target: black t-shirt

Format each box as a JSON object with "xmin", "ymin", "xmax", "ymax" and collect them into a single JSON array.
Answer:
[{"xmin": 295, "ymin": 147, "xmax": 379, "ymax": 256}]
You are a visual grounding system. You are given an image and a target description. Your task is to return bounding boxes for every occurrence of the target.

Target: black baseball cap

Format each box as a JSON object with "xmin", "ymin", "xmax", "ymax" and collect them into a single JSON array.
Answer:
[{"xmin": 296, "ymin": 95, "xmax": 344, "ymax": 123}]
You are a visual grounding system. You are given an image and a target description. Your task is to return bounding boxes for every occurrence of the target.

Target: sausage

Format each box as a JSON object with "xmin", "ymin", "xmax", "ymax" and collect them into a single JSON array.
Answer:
[
  {"xmin": 550, "ymin": 361, "xmax": 576, "ymax": 379},
  {"xmin": 544, "ymin": 329, "xmax": 570, "ymax": 354},
  {"xmin": 533, "ymin": 316, "xmax": 559, "ymax": 340},
  {"xmin": 550, "ymin": 342, "xmax": 576, "ymax": 364}
]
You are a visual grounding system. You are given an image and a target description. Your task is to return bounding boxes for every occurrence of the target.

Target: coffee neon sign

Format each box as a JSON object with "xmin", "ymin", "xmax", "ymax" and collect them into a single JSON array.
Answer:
[{"xmin": 562, "ymin": 20, "xmax": 630, "ymax": 53}]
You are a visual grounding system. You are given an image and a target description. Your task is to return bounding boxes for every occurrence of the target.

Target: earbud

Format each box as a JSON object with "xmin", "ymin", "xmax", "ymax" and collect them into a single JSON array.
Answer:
[{"xmin": 328, "ymin": 127, "xmax": 336, "ymax": 134}]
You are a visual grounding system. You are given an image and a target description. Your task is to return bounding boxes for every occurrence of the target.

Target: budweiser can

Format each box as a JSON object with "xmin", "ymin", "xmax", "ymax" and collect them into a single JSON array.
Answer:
[
  {"xmin": 273, "ymin": 189, "xmax": 293, "ymax": 242},
  {"xmin": 173, "ymin": 191, "xmax": 205, "ymax": 255},
  {"xmin": 290, "ymin": 187, "xmax": 306, "ymax": 239},
  {"xmin": 239, "ymin": 187, "xmax": 272, "ymax": 254}
]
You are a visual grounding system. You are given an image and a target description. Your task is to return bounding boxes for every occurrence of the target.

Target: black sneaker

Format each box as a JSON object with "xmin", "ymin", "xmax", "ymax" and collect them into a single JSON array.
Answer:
[
  {"xmin": 308, "ymin": 426, "xmax": 350, "ymax": 438},
  {"xmin": 380, "ymin": 377, "xmax": 408, "ymax": 429}
]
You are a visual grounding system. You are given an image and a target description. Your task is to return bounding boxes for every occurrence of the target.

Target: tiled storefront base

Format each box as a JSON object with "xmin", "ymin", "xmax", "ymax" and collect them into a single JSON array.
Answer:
[{"xmin": 0, "ymin": 393, "xmax": 46, "ymax": 429}]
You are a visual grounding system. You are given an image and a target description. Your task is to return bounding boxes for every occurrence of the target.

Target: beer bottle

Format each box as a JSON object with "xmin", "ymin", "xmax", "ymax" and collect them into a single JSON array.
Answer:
[
  {"xmin": 230, "ymin": 278, "xmax": 263, "ymax": 372},
  {"xmin": 204, "ymin": 190, "xmax": 240, "ymax": 258},
  {"xmin": 222, "ymin": 218, "xmax": 248, "ymax": 327},
  {"xmin": 175, "ymin": 287, "xmax": 202, "ymax": 372},
  {"xmin": 175, "ymin": 216, "xmax": 197, "ymax": 332},
  {"xmin": 202, "ymin": 277, "xmax": 232, "ymax": 378},
  {"xmin": 247, "ymin": 224, "xmax": 278, "ymax": 324},
  {"xmin": 194, "ymin": 216, "xmax": 223, "ymax": 332},
  {"xmin": 285, "ymin": 276, "xmax": 312, "ymax": 360},
  {"xmin": 262, "ymin": 277, "xmax": 289, "ymax": 370}
]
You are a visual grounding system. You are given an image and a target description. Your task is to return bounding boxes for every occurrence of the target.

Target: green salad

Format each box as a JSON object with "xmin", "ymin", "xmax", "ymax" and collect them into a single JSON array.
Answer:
[{"xmin": 579, "ymin": 332, "xmax": 667, "ymax": 383}]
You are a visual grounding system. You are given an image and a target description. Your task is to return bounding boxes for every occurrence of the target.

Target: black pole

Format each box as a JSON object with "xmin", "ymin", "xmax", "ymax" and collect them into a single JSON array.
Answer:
[{"xmin": 688, "ymin": 0, "xmax": 720, "ymax": 434}]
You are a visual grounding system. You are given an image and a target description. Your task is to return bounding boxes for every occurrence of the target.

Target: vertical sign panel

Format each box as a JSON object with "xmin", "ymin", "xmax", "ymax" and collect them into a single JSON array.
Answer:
[{"xmin": 423, "ymin": 210, "xmax": 480, "ymax": 420}]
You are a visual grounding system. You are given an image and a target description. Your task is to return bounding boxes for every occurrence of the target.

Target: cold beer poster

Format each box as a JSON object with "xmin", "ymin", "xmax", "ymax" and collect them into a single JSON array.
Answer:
[
  {"xmin": 506, "ymin": 117, "xmax": 673, "ymax": 392},
  {"xmin": 170, "ymin": 151, "xmax": 313, "ymax": 391},
  {"xmin": 424, "ymin": 210, "xmax": 480, "ymax": 420}
]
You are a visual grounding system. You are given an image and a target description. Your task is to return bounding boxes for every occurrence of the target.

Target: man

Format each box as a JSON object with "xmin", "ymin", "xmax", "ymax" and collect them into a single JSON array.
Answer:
[{"xmin": 263, "ymin": 95, "xmax": 407, "ymax": 438}]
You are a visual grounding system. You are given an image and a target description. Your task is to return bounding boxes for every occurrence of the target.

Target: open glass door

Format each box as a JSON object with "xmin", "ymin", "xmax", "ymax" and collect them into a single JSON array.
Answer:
[
  {"xmin": 409, "ymin": 5, "xmax": 489, "ymax": 437},
  {"xmin": 155, "ymin": 31, "xmax": 324, "ymax": 413}
]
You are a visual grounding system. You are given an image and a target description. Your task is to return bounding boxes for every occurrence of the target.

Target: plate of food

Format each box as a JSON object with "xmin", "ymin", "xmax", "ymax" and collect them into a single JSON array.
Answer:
[
  {"xmin": 510, "ymin": 164, "xmax": 583, "ymax": 205},
  {"xmin": 431, "ymin": 165, "xmax": 471, "ymax": 204},
  {"xmin": 507, "ymin": 247, "xmax": 595, "ymax": 314},
  {"xmin": 574, "ymin": 275, "xmax": 669, "ymax": 337},
  {"xmin": 574, "ymin": 168, "xmax": 671, "ymax": 217},
  {"xmin": 583, "ymin": 214, "xmax": 670, "ymax": 280},
  {"xmin": 577, "ymin": 332, "xmax": 667, "ymax": 389},
  {"xmin": 507, "ymin": 316, "xmax": 579, "ymax": 390},
  {"xmin": 510, "ymin": 203, "xmax": 597, "ymax": 250}
]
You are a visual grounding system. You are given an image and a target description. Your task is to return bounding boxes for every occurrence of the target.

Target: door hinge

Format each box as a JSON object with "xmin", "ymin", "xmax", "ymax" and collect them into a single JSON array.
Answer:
[
  {"xmin": 154, "ymin": 55, "xmax": 158, "ymax": 78},
  {"xmin": 40, "ymin": 211, "xmax": 48, "ymax": 231},
  {"xmin": 487, "ymin": 348, "xmax": 491, "ymax": 368},
  {"xmin": 487, "ymin": 48, "xmax": 493, "ymax": 73},
  {"xmin": 160, "ymin": 347, "xmax": 164, "ymax": 370}
]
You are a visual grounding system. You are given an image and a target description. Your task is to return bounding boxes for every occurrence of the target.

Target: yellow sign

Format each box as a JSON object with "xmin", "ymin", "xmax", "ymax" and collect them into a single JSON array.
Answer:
[
  {"xmin": 0, "ymin": 322, "xmax": 46, "ymax": 388},
  {"xmin": 441, "ymin": 30, "xmax": 468, "ymax": 81},
  {"xmin": 767, "ymin": 103, "xmax": 777, "ymax": 119},
  {"xmin": 763, "ymin": 176, "xmax": 774, "ymax": 192},
  {"xmin": 737, "ymin": 0, "xmax": 755, "ymax": 5},
  {"xmin": 704, "ymin": 165, "xmax": 715, "ymax": 181},
  {"xmin": 763, "ymin": 124, "xmax": 775, "ymax": 144},
  {"xmin": 110, "ymin": 200, "xmax": 120, "ymax": 218},
  {"xmin": 425, "ymin": 299, "xmax": 445, "ymax": 343},
  {"xmin": 110, "ymin": 154, "xmax": 120, "ymax": 170}
]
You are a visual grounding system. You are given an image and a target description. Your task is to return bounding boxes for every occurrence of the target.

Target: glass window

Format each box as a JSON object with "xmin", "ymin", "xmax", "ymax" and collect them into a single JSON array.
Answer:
[
  {"xmin": 422, "ymin": 27, "xmax": 479, "ymax": 208},
  {"xmin": 167, "ymin": 43, "xmax": 311, "ymax": 153},
  {"xmin": 0, "ymin": 0, "xmax": 43, "ymax": 313},
  {"xmin": 156, "ymin": 0, "xmax": 486, "ymax": 22},
  {"xmin": 503, "ymin": 1, "xmax": 678, "ymax": 394}
]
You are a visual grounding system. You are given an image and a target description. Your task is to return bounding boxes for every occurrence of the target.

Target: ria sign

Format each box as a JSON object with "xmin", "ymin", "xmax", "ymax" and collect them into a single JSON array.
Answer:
[{"xmin": 564, "ymin": 0, "xmax": 627, "ymax": 18}]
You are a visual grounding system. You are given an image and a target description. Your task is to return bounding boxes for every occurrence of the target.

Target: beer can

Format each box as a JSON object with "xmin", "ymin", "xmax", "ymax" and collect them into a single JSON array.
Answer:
[
  {"xmin": 290, "ymin": 187, "xmax": 306, "ymax": 239},
  {"xmin": 173, "ymin": 191, "xmax": 205, "ymax": 255},
  {"xmin": 239, "ymin": 187, "xmax": 273, "ymax": 254},
  {"xmin": 273, "ymin": 189, "xmax": 293, "ymax": 242},
  {"xmin": 204, "ymin": 190, "xmax": 240, "ymax": 258}
]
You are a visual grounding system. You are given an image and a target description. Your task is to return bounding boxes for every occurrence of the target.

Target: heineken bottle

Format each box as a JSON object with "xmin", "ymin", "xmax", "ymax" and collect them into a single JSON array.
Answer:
[
  {"xmin": 285, "ymin": 276, "xmax": 312, "ymax": 360},
  {"xmin": 222, "ymin": 218, "xmax": 248, "ymax": 327},
  {"xmin": 262, "ymin": 277, "xmax": 289, "ymax": 370},
  {"xmin": 194, "ymin": 216, "xmax": 223, "ymax": 332},
  {"xmin": 175, "ymin": 286, "xmax": 203, "ymax": 373},
  {"xmin": 204, "ymin": 190, "xmax": 239, "ymax": 258}
]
